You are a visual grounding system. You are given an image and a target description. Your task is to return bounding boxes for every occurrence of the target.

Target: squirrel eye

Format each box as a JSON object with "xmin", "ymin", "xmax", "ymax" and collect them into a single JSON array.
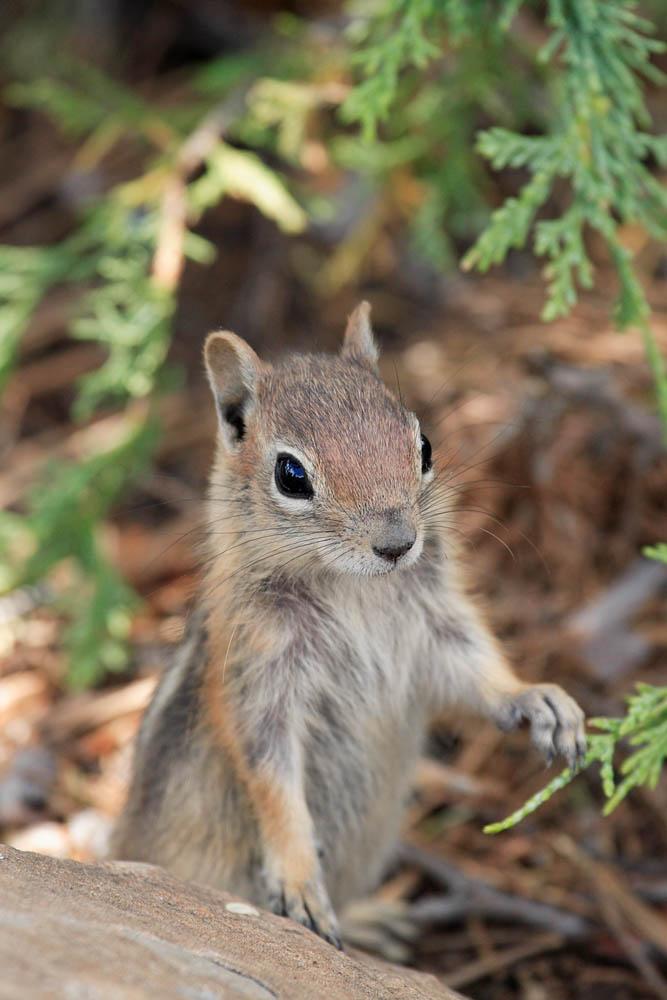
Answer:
[
  {"xmin": 420, "ymin": 434, "xmax": 433, "ymax": 475},
  {"xmin": 275, "ymin": 454, "xmax": 314, "ymax": 499}
]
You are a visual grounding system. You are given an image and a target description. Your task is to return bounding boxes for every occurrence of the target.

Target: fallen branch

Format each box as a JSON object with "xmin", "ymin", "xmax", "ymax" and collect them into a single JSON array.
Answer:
[
  {"xmin": 401, "ymin": 843, "xmax": 590, "ymax": 940},
  {"xmin": 565, "ymin": 557, "xmax": 667, "ymax": 680}
]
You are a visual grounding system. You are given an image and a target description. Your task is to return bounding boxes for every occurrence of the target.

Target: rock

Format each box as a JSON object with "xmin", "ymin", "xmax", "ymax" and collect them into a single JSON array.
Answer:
[{"xmin": 0, "ymin": 844, "xmax": 464, "ymax": 999}]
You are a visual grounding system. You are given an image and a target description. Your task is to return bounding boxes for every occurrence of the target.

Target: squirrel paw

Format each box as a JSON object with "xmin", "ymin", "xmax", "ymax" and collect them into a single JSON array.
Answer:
[
  {"xmin": 265, "ymin": 872, "xmax": 342, "ymax": 950},
  {"xmin": 496, "ymin": 683, "xmax": 586, "ymax": 769}
]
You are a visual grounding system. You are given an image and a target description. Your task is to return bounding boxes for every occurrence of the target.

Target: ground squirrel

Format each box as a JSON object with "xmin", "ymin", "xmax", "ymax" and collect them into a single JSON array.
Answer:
[{"xmin": 112, "ymin": 302, "xmax": 586, "ymax": 949}]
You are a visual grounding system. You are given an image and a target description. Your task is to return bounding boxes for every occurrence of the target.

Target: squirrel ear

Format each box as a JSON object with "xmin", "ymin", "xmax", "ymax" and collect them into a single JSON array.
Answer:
[
  {"xmin": 341, "ymin": 301, "xmax": 379, "ymax": 372},
  {"xmin": 204, "ymin": 331, "xmax": 264, "ymax": 448}
]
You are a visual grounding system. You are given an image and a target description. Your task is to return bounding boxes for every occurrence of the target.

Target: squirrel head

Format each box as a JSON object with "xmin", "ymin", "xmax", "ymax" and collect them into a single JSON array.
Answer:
[{"xmin": 204, "ymin": 302, "xmax": 434, "ymax": 578}]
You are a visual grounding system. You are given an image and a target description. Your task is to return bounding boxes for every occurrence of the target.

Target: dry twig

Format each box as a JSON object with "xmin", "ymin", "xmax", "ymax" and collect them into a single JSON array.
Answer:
[{"xmin": 401, "ymin": 843, "xmax": 590, "ymax": 940}]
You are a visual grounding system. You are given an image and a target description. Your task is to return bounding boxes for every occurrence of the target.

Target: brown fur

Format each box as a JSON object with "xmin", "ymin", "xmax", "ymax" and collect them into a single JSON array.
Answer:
[{"xmin": 112, "ymin": 303, "xmax": 586, "ymax": 948}]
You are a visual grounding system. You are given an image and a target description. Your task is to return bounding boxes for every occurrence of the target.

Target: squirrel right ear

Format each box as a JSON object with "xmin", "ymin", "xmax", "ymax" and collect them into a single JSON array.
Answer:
[
  {"xmin": 204, "ymin": 331, "xmax": 264, "ymax": 448},
  {"xmin": 341, "ymin": 301, "xmax": 379, "ymax": 372}
]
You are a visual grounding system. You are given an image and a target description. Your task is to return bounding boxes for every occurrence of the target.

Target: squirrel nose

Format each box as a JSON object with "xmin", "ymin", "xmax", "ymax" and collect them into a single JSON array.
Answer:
[
  {"xmin": 372, "ymin": 520, "xmax": 417, "ymax": 562},
  {"xmin": 373, "ymin": 539, "xmax": 414, "ymax": 562}
]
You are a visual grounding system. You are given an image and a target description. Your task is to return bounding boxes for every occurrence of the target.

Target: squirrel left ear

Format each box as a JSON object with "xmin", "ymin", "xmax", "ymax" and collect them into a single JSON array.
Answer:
[{"xmin": 340, "ymin": 301, "xmax": 379, "ymax": 372}]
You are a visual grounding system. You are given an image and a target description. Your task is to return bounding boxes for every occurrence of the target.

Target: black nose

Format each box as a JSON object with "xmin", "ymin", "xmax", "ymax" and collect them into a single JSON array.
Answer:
[{"xmin": 372, "ymin": 534, "xmax": 416, "ymax": 562}]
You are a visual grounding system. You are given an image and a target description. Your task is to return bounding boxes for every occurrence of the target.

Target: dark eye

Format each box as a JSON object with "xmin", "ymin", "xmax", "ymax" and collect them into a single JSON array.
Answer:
[
  {"xmin": 275, "ymin": 453, "xmax": 314, "ymax": 499},
  {"xmin": 420, "ymin": 433, "xmax": 433, "ymax": 475}
]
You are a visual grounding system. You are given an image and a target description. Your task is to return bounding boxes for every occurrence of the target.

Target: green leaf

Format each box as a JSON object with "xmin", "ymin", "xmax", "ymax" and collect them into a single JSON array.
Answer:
[
  {"xmin": 190, "ymin": 143, "xmax": 307, "ymax": 233},
  {"xmin": 643, "ymin": 543, "xmax": 667, "ymax": 564}
]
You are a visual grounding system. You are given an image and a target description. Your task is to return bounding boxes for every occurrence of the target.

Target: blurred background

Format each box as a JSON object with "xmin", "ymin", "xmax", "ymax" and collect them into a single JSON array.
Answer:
[{"xmin": 1, "ymin": 1, "xmax": 666, "ymax": 996}]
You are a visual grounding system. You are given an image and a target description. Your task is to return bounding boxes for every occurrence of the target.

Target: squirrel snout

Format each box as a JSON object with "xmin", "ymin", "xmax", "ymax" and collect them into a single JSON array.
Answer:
[{"xmin": 371, "ymin": 514, "xmax": 417, "ymax": 563}]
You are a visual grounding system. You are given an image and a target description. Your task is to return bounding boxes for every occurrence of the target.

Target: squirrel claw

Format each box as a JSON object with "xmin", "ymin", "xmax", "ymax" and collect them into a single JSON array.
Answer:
[
  {"xmin": 265, "ymin": 873, "xmax": 342, "ymax": 949},
  {"xmin": 497, "ymin": 683, "xmax": 586, "ymax": 769}
]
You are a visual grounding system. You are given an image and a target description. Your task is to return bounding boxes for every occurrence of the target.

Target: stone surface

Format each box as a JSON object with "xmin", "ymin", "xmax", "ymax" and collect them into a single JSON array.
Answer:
[{"xmin": 0, "ymin": 844, "xmax": 463, "ymax": 999}]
